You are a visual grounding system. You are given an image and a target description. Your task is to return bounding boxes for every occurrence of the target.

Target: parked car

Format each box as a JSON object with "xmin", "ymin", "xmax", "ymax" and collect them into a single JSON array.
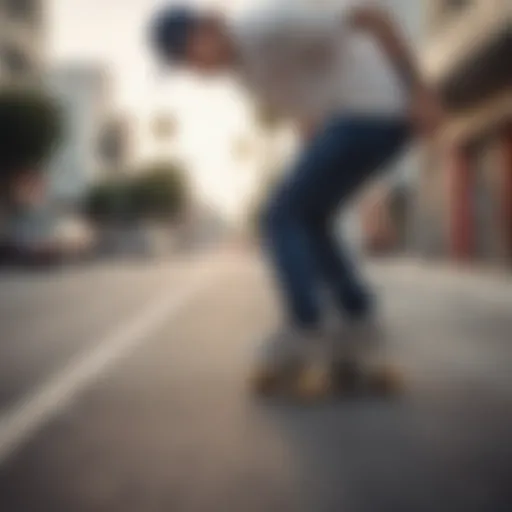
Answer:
[
  {"xmin": 51, "ymin": 215, "xmax": 97, "ymax": 261},
  {"xmin": 0, "ymin": 210, "xmax": 97, "ymax": 267}
]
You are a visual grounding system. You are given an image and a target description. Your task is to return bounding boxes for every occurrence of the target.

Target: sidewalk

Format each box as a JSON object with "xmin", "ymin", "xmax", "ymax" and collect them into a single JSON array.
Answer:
[{"xmin": 369, "ymin": 253, "xmax": 512, "ymax": 284}]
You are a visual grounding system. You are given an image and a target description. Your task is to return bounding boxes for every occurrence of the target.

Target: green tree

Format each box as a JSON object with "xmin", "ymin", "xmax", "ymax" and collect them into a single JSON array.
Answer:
[{"xmin": 0, "ymin": 89, "xmax": 62, "ymax": 199}]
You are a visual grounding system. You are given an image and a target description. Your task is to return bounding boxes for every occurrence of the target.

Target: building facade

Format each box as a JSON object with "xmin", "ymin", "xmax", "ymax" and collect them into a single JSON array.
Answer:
[
  {"xmin": 46, "ymin": 66, "xmax": 112, "ymax": 207},
  {"xmin": 0, "ymin": 0, "xmax": 45, "ymax": 84},
  {"xmin": 416, "ymin": 0, "xmax": 511, "ymax": 265}
]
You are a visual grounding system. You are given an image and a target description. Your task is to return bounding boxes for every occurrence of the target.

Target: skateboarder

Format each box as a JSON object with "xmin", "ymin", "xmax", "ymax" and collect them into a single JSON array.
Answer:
[{"xmin": 149, "ymin": 1, "xmax": 443, "ymax": 385}]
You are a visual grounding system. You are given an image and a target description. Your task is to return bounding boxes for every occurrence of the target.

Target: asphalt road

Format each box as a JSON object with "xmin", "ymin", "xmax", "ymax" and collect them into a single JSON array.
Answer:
[{"xmin": 0, "ymin": 249, "xmax": 511, "ymax": 512}]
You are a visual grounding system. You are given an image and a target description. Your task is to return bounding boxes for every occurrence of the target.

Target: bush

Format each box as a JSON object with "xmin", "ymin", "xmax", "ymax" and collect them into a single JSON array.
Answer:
[
  {"xmin": 130, "ymin": 163, "xmax": 188, "ymax": 221},
  {"xmin": 85, "ymin": 162, "xmax": 189, "ymax": 224},
  {"xmin": 85, "ymin": 181, "xmax": 130, "ymax": 223}
]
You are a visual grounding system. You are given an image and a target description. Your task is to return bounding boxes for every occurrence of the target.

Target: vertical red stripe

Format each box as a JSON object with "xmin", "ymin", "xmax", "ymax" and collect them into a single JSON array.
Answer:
[
  {"xmin": 450, "ymin": 146, "xmax": 473, "ymax": 260},
  {"xmin": 502, "ymin": 125, "xmax": 512, "ymax": 261}
]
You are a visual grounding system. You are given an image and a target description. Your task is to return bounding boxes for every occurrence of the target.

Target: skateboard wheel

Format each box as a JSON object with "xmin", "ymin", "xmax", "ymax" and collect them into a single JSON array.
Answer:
[{"xmin": 292, "ymin": 365, "xmax": 332, "ymax": 402}]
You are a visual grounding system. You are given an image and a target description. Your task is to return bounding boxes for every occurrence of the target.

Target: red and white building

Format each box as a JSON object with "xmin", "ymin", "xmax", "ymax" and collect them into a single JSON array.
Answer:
[{"xmin": 416, "ymin": 0, "xmax": 512, "ymax": 266}]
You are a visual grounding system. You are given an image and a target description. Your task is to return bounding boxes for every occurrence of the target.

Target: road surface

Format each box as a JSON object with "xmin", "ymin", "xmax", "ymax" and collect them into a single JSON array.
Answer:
[{"xmin": 0, "ymin": 249, "xmax": 511, "ymax": 512}]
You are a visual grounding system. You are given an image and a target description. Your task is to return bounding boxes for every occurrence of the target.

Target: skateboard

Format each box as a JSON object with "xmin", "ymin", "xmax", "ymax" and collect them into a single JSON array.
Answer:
[{"xmin": 251, "ymin": 346, "xmax": 404, "ymax": 401}]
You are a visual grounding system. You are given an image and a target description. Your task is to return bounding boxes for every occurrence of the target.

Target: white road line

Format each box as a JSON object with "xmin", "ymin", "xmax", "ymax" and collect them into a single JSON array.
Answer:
[{"xmin": 0, "ymin": 259, "xmax": 221, "ymax": 465}]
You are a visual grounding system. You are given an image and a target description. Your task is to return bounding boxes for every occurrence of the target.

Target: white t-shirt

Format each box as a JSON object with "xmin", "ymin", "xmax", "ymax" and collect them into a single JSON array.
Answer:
[{"xmin": 231, "ymin": 0, "xmax": 408, "ymax": 123}]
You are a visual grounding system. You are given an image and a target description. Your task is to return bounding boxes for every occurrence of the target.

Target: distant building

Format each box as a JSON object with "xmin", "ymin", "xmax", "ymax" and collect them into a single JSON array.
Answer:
[
  {"xmin": 46, "ymin": 65, "xmax": 112, "ymax": 207},
  {"xmin": 416, "ymin": 0, "xmax": 511, "ymax": 265},
  {"xmin": 0, "ymin": 0, "xmax": 45, "ymax": 85}
]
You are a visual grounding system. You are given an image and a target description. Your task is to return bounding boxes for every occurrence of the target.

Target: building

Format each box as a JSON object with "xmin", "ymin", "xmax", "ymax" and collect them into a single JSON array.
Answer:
[
  {"xmin": 0, "ymin": 0, "xmax": 45, "ymax": 84},
  {"xmin": 46, "ymin": 65, "xmax": 112, "ymax": 207},
  {"xmin": 416, "ymin": 0, "xmax": 511, "ymax": 265}
]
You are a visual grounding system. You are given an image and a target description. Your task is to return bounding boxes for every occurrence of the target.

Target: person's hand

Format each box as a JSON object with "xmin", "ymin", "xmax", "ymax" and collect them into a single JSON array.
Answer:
[
  {"xmin": 298, "ymin": 120, "xmax": 318, "ymax": 142},
  {"xmin": 409, "ymin": 86, "xmax": 446, "ymax": 140}
]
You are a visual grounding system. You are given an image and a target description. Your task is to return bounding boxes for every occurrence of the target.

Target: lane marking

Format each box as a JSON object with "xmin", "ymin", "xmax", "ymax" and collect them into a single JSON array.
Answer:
[{"xmin": 0, "ymin": 258, "xmax": 221, "ymax": 465}]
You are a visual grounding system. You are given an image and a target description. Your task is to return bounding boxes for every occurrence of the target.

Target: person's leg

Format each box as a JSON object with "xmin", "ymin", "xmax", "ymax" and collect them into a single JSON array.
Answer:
[
  {"xmin": 302, "ymin": 118, "xmax": 410, "ymax": 318},
  {"xmin": 261, "ymin": 116, "xmax": 409, "ymax": 328},
  {"xmin": 261, "ymin": 181, "xmax": 323, "ymax": 328},
  {"xmin": 307, "ymin": 218, "xmax": 372, "ymax": 318}
]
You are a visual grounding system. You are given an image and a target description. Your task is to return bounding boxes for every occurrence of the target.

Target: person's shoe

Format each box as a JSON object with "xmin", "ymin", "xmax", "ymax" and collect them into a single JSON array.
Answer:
[
  {"xmin": 325, "ymin": 312, "xmax": 386, "ymax": 361},
  {"xmin": 325, "ymin": 314, "xmax": 403, "ymax": 395},
  {"xmin": 251, "ymin": 326, "xmax": 330, "ymax": 398}
]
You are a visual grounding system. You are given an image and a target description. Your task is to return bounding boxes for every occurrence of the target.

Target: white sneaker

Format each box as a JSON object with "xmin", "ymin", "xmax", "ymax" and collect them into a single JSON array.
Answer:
[
  {"xmin": 325, "ymin": 314, "xmax": 385, "ymax": 360},
  {"xmin": 255, "ymin": 326, "xmax": 325, "ymax": 372},
  {"xmin": 252, "ymin": 326, "xmax": 332, "ymax": 398}
]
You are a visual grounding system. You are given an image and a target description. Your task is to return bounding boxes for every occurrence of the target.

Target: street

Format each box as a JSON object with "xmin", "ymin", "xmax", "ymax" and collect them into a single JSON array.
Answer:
[{"xmin": 0, "ymin": 249, "xmax": 512, "ymax": 512}]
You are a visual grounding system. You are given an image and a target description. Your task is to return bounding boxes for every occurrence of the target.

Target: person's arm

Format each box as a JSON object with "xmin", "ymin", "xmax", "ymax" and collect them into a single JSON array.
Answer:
[
  {"xmin": 346, "ymin": 5, "xmax": 445, "ymax": 137},
  {"xmin": 347, "ymin": 6, "xmax": 421, "ymax": 91}
]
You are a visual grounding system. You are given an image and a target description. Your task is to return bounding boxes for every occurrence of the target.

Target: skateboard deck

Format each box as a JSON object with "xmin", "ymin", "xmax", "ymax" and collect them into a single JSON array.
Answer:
[{"xmin": 251, "ymin": 346, "xmax": 404, "ymax": 401}]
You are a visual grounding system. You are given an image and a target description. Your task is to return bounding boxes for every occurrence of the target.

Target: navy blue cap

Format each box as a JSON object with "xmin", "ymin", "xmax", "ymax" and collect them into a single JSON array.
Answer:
[{"xmin": 149, "ymin": 5, "xmax": 198, "ymax": 63}]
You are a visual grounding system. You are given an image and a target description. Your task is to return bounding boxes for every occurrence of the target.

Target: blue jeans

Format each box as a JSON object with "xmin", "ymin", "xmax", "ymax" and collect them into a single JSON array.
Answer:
[{"xmin": 261, "ymin": 115, "xmax": 410, "ymax": 328}]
